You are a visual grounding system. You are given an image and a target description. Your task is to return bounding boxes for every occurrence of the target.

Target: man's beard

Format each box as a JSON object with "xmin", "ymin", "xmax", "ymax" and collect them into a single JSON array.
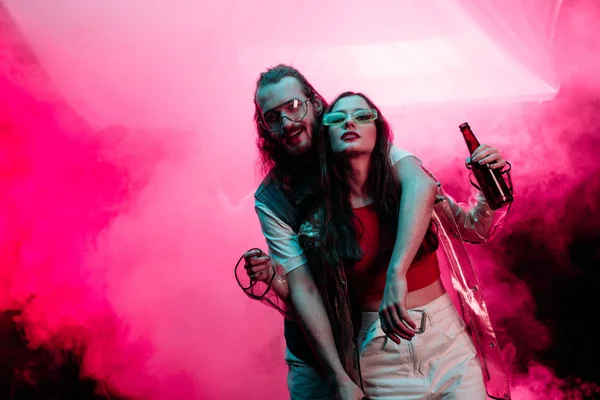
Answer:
[
  {"xmin": 274, "ymin": 120, "xmax": 319, "ymax": 175},
  {"xmin": 293, "ymin": 120, "xmax": 319, "ymax": 165}
]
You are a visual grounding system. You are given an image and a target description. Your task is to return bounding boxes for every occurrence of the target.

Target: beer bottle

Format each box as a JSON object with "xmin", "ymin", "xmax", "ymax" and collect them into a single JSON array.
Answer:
[{"xmin": 459, "ymin": 122, "xmax": 513, "ymax": 210}]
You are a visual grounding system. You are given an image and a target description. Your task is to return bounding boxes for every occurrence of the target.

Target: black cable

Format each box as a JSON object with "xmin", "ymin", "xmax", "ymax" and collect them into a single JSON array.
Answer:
[{"xmin": 234, "ymin": 248, "xmax": 277, "ymax": 300}]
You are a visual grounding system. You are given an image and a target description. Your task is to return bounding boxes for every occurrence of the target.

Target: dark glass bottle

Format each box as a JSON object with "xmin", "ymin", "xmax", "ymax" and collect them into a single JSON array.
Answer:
[{"xmin": 459, "ymin": 122, "xmax": 513, "ymax": 210}]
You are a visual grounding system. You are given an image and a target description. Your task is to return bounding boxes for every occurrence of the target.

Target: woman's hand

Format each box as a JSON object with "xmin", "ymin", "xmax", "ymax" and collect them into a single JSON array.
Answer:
[{"xmin": 467, "ymin": 144, "xmax": 507, "ymax": 170}]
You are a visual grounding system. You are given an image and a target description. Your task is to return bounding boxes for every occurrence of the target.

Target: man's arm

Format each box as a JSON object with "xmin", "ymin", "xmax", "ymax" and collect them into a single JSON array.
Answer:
[
  {"xmin": 380, "ymin": 154, "xmax": 439, "ymax": 343},
  {"xmin": 248, "ymin": 200, "xmax": 309, "ymax": 302},
  {"xmin": 244, "ymin": 252, "xmax": 350, "ymax": 382},
  {"xmin": 287, "ymin": 264, "xmax": 355, "ymax": 386},
  {"xmin": 253, "ymin": 200, "xmax": 360, "ymax": 395},
  {"xmin": 244, "ymin": 248, "xmax": 290, "ymax": 301},
  {"xmin": 389, "ymin": 156, "xmax": 439, "ymax": 274}
]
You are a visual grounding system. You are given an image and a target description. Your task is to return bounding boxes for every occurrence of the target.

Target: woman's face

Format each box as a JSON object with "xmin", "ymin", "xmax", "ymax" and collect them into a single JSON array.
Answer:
[{"xmin": 325, "ymin": 95, "xmax": 378, "ymax": 157}]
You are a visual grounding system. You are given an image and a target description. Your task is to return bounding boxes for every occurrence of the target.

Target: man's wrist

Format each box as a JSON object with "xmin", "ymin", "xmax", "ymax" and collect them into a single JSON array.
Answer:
[
  {"xmin": 387, "ymin": 263, "xmax": 409, "ymax": 278},
  {"xmin": 332, "ymin": 370, "xmax": 351, "ymax": 385}
]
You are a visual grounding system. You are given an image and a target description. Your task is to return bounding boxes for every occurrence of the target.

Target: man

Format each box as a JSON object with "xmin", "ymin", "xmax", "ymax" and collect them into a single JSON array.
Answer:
[{"xmin": 245, "ymin": 64, "xmax": 363, "ymax": 399}]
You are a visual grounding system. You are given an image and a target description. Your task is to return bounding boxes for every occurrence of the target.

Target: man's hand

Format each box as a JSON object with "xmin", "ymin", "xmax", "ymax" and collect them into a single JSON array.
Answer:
[
  {"xmin": 243, "ymin": 248, "xmax": 273, "ymax": 283},
  {"xmin": 466, "ymin": 144, "xmax": 507, "ymax": 170},
  {"xmin": 379, "ymin": 272, "xmax": 416, "ymax": 344},
  {"xmin": 336, "ymin": 376, "xmax": 366, "ymax": 400}
]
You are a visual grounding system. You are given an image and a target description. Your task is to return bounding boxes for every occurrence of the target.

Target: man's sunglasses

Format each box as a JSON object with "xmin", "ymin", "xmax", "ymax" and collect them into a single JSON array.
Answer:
[{"xmin": 260, "ymin": 97, "xmax": 313, "ymax": 132}]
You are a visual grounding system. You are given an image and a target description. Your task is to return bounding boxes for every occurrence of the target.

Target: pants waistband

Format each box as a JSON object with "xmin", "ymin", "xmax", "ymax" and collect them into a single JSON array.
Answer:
[
  {"xmin": 361, "ymin": 293, "xmax": 455, "ymax": 329},
  {"xmin": 359, "ymin": 294, "xmax": 459, "ymax": 353}
]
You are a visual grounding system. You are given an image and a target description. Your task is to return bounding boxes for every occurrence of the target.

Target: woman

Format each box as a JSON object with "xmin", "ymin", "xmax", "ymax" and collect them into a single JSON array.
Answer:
[{"xmin": 296, "ymin": 91, "xmax": 510, "ymax": 399}]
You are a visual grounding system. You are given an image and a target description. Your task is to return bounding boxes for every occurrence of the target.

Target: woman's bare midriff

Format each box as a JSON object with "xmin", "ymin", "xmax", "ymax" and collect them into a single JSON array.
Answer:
[{"xmin": 360, "ymin": 278, "xmax": 446, "ymax": 312}]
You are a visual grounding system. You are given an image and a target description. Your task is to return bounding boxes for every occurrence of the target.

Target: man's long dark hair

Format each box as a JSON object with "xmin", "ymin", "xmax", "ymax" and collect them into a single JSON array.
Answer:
[
  {"xmin": 315, "ymin": 91, "xmax": 438, "ymax": 268},
  {"xmin": 253, "ymin": 64, "xmax": 328, "ymax": 178}
]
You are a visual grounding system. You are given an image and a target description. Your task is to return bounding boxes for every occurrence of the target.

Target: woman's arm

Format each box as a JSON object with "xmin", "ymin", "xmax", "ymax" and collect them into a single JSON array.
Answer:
[
  {"xmin": 437, "ymin": 144, "xmax": 511, "ymax": 243},
  {"xmin": 443, "ymin": 189, "xmax": 508, "ymax": 244}
]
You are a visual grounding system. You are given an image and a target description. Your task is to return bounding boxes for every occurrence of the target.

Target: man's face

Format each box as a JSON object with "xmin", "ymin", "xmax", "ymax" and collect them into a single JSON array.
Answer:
[{"xmin": 256, "ymin": 77, "xmax": 319, "ymax": 157}]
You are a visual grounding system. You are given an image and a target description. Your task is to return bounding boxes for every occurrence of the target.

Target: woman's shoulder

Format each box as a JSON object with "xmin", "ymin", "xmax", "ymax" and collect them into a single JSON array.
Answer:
[{"xmin": 389, "ymin": 144, "xmax": 415, "ymax": 165}]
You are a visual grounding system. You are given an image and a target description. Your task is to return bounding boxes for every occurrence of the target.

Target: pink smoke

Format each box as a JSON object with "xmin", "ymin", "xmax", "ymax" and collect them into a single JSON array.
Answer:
[{"xmin": 1, "ymin": 0, "xmax": 599, "ymax": 399}]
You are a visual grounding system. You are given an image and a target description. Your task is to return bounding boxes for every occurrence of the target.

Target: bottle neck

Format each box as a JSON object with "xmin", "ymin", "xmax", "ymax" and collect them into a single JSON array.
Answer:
[{"xmin": 461, "ymin": 129, "xmax": 480, "ymax": 154}]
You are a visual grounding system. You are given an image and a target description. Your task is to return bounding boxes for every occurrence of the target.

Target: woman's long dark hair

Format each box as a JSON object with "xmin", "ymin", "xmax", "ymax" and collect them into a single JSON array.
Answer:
[{"xmin": 314, "ymin": 91, "xmax": 437, "ymax": 268}]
